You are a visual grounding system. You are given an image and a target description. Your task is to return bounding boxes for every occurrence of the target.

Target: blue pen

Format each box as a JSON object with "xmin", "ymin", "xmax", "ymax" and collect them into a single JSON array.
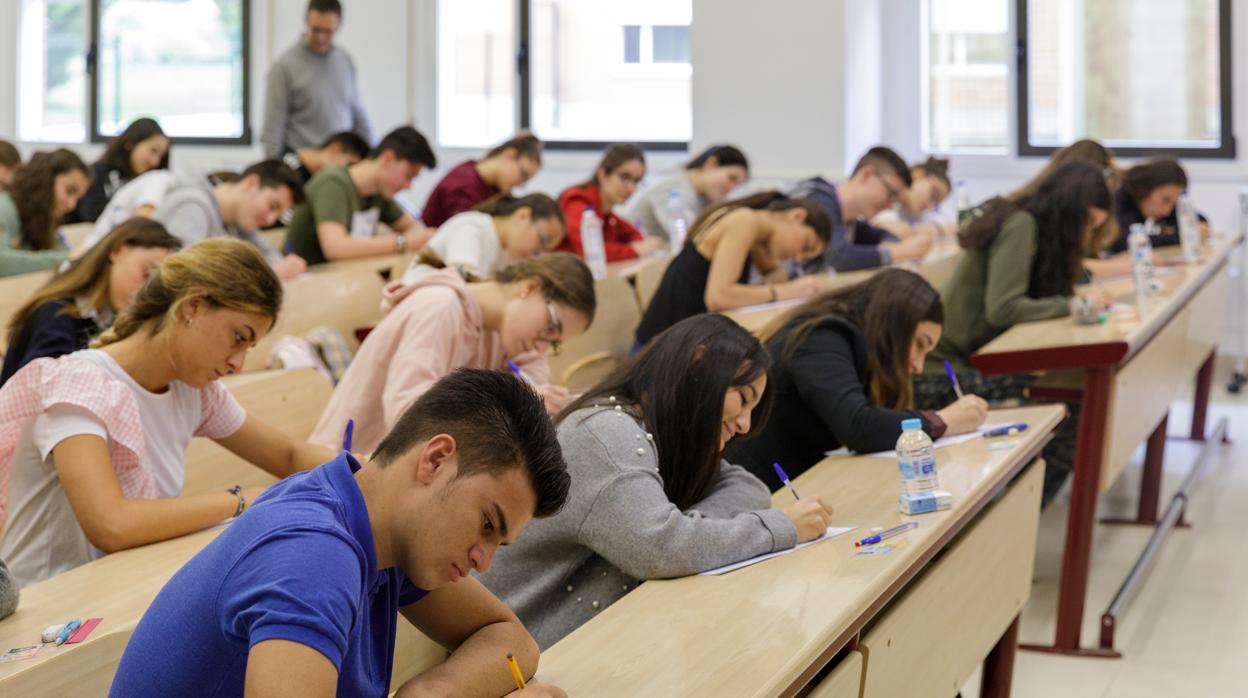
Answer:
[
  {"xmin": 942, "ymin": 360, "xmax": 964, "ymax": 399},
  {"xmin": 54, "ymin": 619, "xmax": 82, "ymax": 646},
  {"xmin": 772, "ymin": 462, "xmax": 801, "ymax": 501},
  {"xmin": 855, "ymin": 522, "xmax": 918, "ymax": 548},
  {"xmin": 505, "ymin": 359, "xmax": 535, "ymax": 386},
  {"xmin": 342, "ymin": 418, "xmax": 354, "ymax": 452},
  {"xmin": 983, "ymin": 423, "xmax": 1028, "ymax": 438}
]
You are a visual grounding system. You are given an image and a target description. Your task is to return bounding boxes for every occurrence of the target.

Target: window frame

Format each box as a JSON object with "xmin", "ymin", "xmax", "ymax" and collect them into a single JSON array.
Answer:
[
  {"xmin": 1015, "ymin": 0, "xmax": 1234, "ymax": 159},
  {"xmin": 86, "ymin": 0, "xmax": 253, "ymax": 146},
  {"xmin": 515, "ymin": 0, "xmax": 689, "ymax": 152}
]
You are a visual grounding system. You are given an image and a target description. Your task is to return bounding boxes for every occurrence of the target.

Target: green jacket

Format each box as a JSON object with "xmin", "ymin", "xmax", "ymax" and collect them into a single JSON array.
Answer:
[
  {"xmin": 0, "ymin": 193, "xmax": 69, "ymax": 278},
  {"xmin": 925, "ymin": 210, "xmax": 1069, "ymax": 372}
]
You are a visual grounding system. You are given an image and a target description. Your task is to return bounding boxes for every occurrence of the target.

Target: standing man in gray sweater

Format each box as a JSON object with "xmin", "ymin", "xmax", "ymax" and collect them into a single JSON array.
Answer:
[{"xmin": 261, "ymin": 0, "xmax": 373, "ymax": 160}]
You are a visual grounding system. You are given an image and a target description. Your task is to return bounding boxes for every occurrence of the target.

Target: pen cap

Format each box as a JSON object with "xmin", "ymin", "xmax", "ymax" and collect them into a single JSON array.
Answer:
[{"xmin": 900, "ymin": 418, "xmax": 922, "ymax": 431}]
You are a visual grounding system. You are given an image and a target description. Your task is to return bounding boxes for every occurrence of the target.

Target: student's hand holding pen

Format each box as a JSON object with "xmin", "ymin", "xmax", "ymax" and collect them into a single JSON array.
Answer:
[{"xmin": 782, "ymin": 497, "xmax": 834, "ymax": 542}]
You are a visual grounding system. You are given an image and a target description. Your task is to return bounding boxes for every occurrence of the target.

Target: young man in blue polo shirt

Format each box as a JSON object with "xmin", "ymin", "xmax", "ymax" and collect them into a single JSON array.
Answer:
[{"xmin": 111, "ymin": 369, "xmax": 570, "ymax": 697}]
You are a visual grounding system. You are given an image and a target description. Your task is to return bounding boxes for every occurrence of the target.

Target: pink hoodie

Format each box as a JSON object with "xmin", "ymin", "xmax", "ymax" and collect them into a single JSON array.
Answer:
[{"xmin": 310, "ymin": 268, "xmax": 551, "ymax": 454}]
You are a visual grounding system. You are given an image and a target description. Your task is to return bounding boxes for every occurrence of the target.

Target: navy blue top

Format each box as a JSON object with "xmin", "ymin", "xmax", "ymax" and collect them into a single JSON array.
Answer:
[
  {"xmin": 1, "ymin": 300, "xmax": 102, "ymax": 386},
  {"xmin": 1108, "ymin": 187, "xmax": 1208, "ymax": 254},
  {"xmin": 111, "ymin": 453, "xmax": 428, "ymax": 697},
  {"xmin": 789, "ymin": 177, "xmax": 897, "ymax": 273}
]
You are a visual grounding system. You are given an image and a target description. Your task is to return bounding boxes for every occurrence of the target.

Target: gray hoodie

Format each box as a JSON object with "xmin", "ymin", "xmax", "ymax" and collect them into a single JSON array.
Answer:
[{"xmin": 478, "ymin": 405, "xmax": 797, "ymax": 649}]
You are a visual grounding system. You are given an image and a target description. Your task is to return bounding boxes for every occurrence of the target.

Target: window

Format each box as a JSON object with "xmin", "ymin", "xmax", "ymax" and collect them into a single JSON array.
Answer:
[
  {"xmin": 18, "ymin": 0, "xmax": 88, "ymax": 142},
  {"xmin": 435, "ymin": 0, "xmax": 691, "ymax": 150},
  {"xmin": 93, "ymin": 0, "xmax": 249, "ymax": 143},
  {"xmin": 922, "ymin": 0, "xmax": 1011, "ymax": 153},
  {"xmin": 18, "ymin": 0, "xmax": 250, "ymax": 144},
  {"xmin": 1019, "ymin": 0, "xmax": 1232, "ymax": 157},
  {"xmin": 436, "ymin": 0, "xmax": 518, "ymax": 149}
]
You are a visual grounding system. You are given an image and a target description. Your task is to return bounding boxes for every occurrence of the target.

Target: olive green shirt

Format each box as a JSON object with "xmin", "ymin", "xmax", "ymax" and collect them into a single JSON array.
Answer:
[
  {"xmin": 925, "ymin": 210, "xmax": 1070, "ymax": 372},
  {"xmin": 283, "ymin": 166, "xmax": 404, "ymax": 266},
  {"xmin": 0, "ymin": 193, "xmax": 70, "ymax": 278}
]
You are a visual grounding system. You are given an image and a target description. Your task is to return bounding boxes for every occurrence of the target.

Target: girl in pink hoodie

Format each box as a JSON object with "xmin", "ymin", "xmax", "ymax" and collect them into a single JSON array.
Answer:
[{"xmin": 310, "ymin": 253, "xmax": 597, "ymax": 454}]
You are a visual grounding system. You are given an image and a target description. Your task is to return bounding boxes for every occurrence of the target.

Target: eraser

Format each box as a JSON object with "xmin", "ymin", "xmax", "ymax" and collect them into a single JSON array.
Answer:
[
  {"xmin": 40, "ymin": 624, "xmax": 66, "ymax": 644},
  {"xmin": 899, "ymin": 489, "xmax": 953, "ymax": 515}
]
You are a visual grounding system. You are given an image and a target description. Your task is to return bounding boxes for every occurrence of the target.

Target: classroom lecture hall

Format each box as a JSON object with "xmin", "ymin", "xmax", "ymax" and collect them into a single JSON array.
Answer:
[{"xmin": 0, "ymin": 0, "xmax": 1244, "ymax": 696}]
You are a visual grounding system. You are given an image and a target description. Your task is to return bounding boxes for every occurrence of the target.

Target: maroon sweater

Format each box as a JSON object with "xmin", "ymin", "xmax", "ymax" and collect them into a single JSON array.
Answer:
[{"xmin": 421, "ymin": 160, "xmax": 499, "ymax": 227}]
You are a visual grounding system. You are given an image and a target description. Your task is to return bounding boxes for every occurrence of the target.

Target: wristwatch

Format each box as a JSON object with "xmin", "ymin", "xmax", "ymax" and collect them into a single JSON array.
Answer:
[
  {"xmin": 227, "ymin": 485, "xmax": 245, "ymax": 519},
  {"xmin": 394, "ymin": 234, "xmax": 407, "ymax": 253}
]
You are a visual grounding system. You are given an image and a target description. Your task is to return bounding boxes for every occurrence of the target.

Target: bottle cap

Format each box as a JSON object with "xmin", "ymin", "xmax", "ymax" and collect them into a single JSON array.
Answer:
[{"xmin": 901, "ymin": 418, "xmax": 922, "ymax": 431}]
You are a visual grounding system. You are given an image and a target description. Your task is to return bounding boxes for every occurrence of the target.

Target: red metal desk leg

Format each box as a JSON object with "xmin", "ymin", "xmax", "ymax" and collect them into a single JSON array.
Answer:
[
  {"xmin": 981, "ymin": 614, "xmax": 1020, "ymax": 698},
  {"xmin": 1190, "ymin": 351, "xmax": 1215, "ymax": 441}
]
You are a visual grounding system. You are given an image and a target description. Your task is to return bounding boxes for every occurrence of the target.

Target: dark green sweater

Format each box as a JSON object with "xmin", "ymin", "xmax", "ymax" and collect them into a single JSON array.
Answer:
[{"xmin": 925, "ymin": 210, "xmax": 1070, "ymax": 372}]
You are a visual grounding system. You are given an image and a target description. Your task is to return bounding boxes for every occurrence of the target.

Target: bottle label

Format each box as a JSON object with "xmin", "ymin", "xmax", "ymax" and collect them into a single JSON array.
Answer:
[{"xmin": 899, "ymin": 453, "xmax": 936, "ymax": 480}]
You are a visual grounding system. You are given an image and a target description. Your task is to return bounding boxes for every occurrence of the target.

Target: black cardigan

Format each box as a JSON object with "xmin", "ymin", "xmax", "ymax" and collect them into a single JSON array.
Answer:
[
  {"xmin": 0, "ymin": 300, "xmax": 102, "ymax": 386},
  {"xmin": 728, "ymin": 317, "xmax": 944, "ymax": 491},
  {"xmin": 1108, "ymin": 187, "xmax": 1207, "ymax": 254}
]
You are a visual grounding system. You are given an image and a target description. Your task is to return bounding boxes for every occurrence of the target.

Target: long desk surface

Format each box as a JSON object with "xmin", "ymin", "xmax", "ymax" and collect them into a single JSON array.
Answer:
[
  {"xmin": 724, "ymin": 239, "xmax": 963, "ymax": 334},
  {"xmin": 970, "ymin": 234, "xmax": 1240, "ymax": 656},
  {"xmin": 538, "ymin": 404, "xmax": 1064, "ymax": 697}
]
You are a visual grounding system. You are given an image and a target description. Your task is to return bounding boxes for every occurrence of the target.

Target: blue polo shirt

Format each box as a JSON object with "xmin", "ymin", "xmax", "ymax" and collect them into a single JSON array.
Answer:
[{"xmin": 110, "ymin": 453, "xmax": 428, "ymax": 696}]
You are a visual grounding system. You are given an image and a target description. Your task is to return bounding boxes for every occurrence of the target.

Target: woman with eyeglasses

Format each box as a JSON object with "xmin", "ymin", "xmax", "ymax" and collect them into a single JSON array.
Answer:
[
  {"xmin": 420, "ymin": 133, "xmax": 544, "ymax": 228},
  {"xmin": 556, "ymin": 143, "xmax": 665, "ymax": 262},
  {"xmin": 634, "ymin": 191, "xmax": 832, "ymax": 349},
  {"xmin": 871, "ymin": 156, "xmax": 957, "ymax": 241},
  {"xmin": 309, "ymin": 253, "xmax": 596, "ymax": 455},
  {"xmin": 394, "ymin": 193, "xmax": 567, "ymax": 284}
]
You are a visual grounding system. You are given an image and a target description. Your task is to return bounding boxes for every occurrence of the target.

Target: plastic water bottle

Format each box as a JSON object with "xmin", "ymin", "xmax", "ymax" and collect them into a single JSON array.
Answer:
[
  {"xmin": 955, "ymin": 179, "xmax": 972, "ymax": 221},
  {"xmin": 1127, "ymin": 222, "xmax": 1156, "ymax": 297},
  {"xmin": 1176, "ymin": 194, "xmax": 1201, "ymax": 263},
  {"xmin": 580, "ymin": 209, "xmax": 608, "ymax": 280},
  {"xmin": 664, "ymin": 190, "xmax": 690, "ymax": 255},
  {"xmin": 896, "ymin": 418, "xmax": 939, "ymax": 494}
]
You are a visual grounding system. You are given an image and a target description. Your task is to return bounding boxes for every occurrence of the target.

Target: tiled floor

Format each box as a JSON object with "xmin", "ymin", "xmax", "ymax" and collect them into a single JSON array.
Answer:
[{"xmin": 962, "ymin": 363, "xmax": 1248, "ymax": 698}]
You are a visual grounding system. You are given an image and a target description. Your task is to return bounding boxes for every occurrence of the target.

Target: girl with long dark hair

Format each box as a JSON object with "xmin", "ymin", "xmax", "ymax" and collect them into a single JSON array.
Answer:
[
  {"xmin": 730, "ymin": 269, "xmax": 988, "ymax": 486},
  {"xmin": 480, "ymin": 314, "xmax": 834, "ymax": 649}
]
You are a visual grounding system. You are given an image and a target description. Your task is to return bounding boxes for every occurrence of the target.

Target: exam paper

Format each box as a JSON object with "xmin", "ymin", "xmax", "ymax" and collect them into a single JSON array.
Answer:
[
  {"xmin": 825, "ymin": 421, "xmax": 1023, "ymax": 459},
  {"xmin": 698, "ymin": 526, "xmax": 856, "ymax": 575}
]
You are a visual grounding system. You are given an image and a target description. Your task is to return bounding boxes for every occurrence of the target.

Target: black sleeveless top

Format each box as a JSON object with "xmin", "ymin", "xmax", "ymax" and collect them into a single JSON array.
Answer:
[{"xmin": 634, "ymin": 240, "xmax": 751, "ymax": 347}]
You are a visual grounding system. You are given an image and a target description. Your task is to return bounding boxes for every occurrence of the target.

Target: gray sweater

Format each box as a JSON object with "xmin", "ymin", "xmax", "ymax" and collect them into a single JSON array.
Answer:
[
  {"xmin": 620, "ymin": 171, "xmax": 706, "ymax": 242},
  {"xmin": 261, "ymin": 41, "xmax": 373, "ymax": 159},
  {"xmin": 478, "ymin": 406, "xmax": 797, "ymax": 649},
  {"xmin": 153, "ymin": 176, "xmax": 281, "ymax": 263}
]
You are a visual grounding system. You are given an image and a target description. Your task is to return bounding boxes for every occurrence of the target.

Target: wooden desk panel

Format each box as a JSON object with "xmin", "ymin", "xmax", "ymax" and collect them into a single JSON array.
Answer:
[
  {"xmin": 806, "ymin": 649, "xmax": 863, "ymax": 698},
  {"xmin": 538, "ymin": 405, "xmax": 1063, "ymax": 697},
  {"xmin": 860, "ymin": 460, "xmax": 1043, "ymax": 697}
]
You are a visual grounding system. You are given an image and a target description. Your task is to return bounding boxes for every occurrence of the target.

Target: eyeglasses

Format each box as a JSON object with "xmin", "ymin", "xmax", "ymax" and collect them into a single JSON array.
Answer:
[
  {"xmin": 877, "ymin": 172, "xmax": 904, "ymax": 205},
  {"xmin": 539, "ymin": 298, "xmax": 563, "ymax": 355}
]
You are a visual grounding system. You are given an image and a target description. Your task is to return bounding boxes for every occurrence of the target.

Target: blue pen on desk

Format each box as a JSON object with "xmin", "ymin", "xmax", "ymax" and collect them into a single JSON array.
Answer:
[
  {"xmin": 773, "ymin": 462, "xmax": 801, "ymax": 501},
  {"xmin": 54, "ymin": 619, "xmax": 82, "ymax": 646},
  {"xmin": 855, "ymin": 522, "xmax": 918, "ymax": 548},
  {"xmin": 983, "ymin": 423, "xmax": 1028, "ymax": 438},
  {"xmin": 342, "ymin": 418, "xmax": 354, "ymax": 452},
  {"xmin": 942, "ymin": 360, "xmax": 964, "ymax": 399}
]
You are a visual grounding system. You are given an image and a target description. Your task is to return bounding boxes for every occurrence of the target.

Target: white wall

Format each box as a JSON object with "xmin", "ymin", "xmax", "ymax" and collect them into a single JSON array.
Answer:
[{"xmin": 0, "ymin": 1, "xmax": 1244, "ymax": 225}]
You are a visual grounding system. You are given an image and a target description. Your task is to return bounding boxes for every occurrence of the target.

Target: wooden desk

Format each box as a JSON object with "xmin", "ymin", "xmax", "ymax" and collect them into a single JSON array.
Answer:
[
  {"xmin": 0, "ymin": 369, "xmax": 446, "ymax": 693},
  {"xmin": 971, "ymin": 235, "xmax": 1239, "ymax": 656},
  {"xmin": 539, "ymin": 404, "xmax": 1064, "ymax": 697},
  {"xmin": 723, "ymin": 243, "xmax": 963, "ymax": 335}
]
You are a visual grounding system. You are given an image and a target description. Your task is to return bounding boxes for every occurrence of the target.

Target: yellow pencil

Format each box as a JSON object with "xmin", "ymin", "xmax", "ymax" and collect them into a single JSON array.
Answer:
[{"xmin": 506, "ymin": 652, "xmax": 527, "ymax": 690}]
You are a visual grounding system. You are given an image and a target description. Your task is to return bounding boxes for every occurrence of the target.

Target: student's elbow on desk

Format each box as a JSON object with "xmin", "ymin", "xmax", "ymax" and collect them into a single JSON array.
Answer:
[{"xmin": 704, "ymin": 288, "xmax": 734, "ymax": 313}]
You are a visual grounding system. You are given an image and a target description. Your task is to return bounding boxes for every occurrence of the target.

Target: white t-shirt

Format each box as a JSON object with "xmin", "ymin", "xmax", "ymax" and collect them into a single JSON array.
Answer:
[
  {"xmin": 401, "ymin": 211, "xmax": 506, "ymax": 283},
  {"xmin": 86, "ymin": 170, "xmax": 177, "ymax": 248},
  {"xmin": 0, "ymin": 349, "xmax": 246, "ymax": 587}
]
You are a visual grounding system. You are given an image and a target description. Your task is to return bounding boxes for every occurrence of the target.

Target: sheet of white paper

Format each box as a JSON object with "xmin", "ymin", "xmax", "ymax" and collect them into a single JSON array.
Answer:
[
  {"xmin": 698, "ymin": 526, "xmax": 856, "ymax": 576},
  {"xmin": 825, "ymin": 421, "xmax": 1024, "ymax": 459}
]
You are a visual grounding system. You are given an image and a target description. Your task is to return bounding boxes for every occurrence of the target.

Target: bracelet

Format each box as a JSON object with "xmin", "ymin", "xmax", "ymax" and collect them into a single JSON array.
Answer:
[
  {"xmin": 394, "ymin": 234, "xmax": 407, "ymax": 254},
  {"xmin": 227, "ymin": 485, "xmax": 245, "ymax": 519},
  {"xmin": 768, "ymin": 284, "xmax": 777, "ymax": 302}
]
